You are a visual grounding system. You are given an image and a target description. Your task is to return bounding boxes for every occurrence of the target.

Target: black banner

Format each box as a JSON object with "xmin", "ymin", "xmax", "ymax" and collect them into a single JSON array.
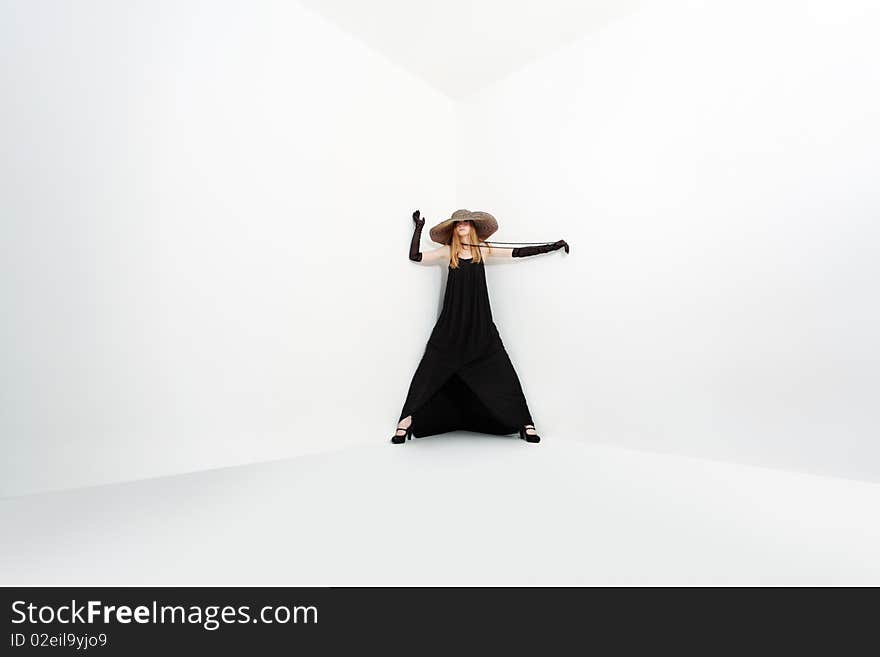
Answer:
[{"xmin": 1, "ymin": 586, "xmax": 874, "ymax": 653}]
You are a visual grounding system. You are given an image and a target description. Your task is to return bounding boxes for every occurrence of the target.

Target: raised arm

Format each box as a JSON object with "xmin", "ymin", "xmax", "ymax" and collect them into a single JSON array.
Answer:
[
  {"xmin": 408, "ymin": 211, "xmax": 425, "ymax": 261},
  {"xmin": 419, "ymin": 244, "xmax": 451, "ymax": 264},
  {"xmin": 408, "ymin": 210, "xmax": 450, "ymax": 265}
]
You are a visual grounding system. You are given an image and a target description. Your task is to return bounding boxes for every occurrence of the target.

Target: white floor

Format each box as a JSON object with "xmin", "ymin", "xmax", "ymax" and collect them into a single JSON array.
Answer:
[{"xmin": 2, "ymin": 434, "xmax": 879, "ymax": 586}]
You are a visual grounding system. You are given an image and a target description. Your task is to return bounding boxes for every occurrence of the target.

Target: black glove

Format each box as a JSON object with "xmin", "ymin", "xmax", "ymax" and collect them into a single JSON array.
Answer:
[
  {"xmin": 512, "ymin": 239, "xmax": 569, "ymax": 258},
  {"xmin": 409, "ymin": 210, "xmax": 425, "ymax": 262}
]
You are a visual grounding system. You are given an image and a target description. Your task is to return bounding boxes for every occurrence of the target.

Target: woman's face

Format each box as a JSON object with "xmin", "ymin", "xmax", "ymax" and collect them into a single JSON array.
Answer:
[{"xmin": 455, "ymin": 220, "xmax": 473, "ymax": 238}]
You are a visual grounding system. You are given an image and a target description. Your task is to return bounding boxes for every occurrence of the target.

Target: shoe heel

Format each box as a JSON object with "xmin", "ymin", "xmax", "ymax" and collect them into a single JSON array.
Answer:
[{"xmin": 391, "ymin": 423, "xmax": 414, "ymax": 444}]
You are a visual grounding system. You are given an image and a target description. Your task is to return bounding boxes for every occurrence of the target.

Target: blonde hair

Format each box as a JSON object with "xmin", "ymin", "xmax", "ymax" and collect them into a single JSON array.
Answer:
[{"xmin": 449, "ymin": 222, "xmax": 492, "ymax": 268}]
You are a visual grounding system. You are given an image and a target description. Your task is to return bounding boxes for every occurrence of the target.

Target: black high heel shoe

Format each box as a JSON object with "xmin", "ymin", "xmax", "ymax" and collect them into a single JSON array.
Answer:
[
  {"xmin": 391, "ymin": 423, "xmax": 414, "ymax": 444},
  {"xmin": 519, "ymin": 424, "xmax": 541, "ymax": 443}
]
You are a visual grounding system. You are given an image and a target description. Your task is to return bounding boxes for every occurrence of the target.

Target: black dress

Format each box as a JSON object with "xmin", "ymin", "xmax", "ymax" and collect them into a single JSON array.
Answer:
[{"xmin": 398, "ymin": 255, "xmax": 534, "ymax": 438}]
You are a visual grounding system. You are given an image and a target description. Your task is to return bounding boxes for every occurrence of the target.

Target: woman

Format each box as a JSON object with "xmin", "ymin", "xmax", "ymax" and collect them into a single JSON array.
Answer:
[{"xmin": 392, "ymin": 208, "xmax": 568, "ymax": 445}]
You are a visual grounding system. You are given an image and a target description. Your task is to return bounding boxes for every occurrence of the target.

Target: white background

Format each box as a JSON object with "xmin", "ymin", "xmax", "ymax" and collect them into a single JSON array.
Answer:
[
  {"xmin": 3, "ymin": 0, "xmax": 879, "ymax": 497},
  {"xmin": 456, "ymin": 0, "xmax": 880, "ymax": 483},
  {"xmin": 2, "ymin": 0, "xmax": 456, "ymax": 496}
]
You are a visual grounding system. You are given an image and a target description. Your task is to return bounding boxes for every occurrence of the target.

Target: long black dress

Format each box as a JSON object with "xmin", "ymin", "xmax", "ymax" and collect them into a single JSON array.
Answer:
[{"xmin": 398, "ymin": 254, "xmax": 534, "ymax": 438}]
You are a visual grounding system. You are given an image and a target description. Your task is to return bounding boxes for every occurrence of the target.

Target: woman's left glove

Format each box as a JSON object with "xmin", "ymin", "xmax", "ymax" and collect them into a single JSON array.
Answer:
[{"xmin": 512, "ymin": 239, "xmax": 569, "ymax": 258}]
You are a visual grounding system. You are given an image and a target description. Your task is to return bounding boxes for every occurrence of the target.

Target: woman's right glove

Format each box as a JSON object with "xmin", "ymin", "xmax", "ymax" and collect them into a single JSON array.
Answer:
[
  {"xmin": 409, "ymin": 210, "xmax": 426, "ymax": 262},
  {"xmin": 512, "ymin": 239, "xmax": 569, "ymax": 258}
]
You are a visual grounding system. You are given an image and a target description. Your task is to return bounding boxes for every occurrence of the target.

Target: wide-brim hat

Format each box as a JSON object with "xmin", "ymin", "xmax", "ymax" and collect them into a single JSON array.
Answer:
[{"xmin": 429, "ymin": 209, "xmax": 499, "ymax": 245}]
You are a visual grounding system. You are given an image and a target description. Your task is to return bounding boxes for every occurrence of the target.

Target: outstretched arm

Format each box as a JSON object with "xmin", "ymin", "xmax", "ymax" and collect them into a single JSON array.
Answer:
[
  {"xmin": 482, "ymin": 240, "xmax": 570, "ymax": 259},
  {"xmin": 480, "ymin": 242, "xmax": 511, "ymax": 259},
  {"xmin": 511, "ymin": 240, "xmax": 569, "ymax": 258}
]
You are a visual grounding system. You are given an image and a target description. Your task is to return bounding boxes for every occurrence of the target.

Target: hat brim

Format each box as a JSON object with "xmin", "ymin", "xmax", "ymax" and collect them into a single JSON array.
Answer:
[{"xmin": 429, "ymin": 211, "xmax": 498, "ymax": 245}]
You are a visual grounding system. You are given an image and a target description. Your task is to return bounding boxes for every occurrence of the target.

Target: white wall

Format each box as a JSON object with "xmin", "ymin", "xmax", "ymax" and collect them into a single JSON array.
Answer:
[
  {"xmin": 5, "ymin": 0, "xmax": 878, "ymax": 498},
  {"xmin": 1, "ymin": 0, "xmax": 456, "ymax": 496},
  {"xmin": 457, "ymin": 0, "xmax": 880, "ymax": 482}
]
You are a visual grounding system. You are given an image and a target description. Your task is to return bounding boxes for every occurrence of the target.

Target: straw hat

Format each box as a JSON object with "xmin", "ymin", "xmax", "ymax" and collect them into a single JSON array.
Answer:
[{"xmin": 429, "ymin": 209, "xmax": 498, "ymax": 245}]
